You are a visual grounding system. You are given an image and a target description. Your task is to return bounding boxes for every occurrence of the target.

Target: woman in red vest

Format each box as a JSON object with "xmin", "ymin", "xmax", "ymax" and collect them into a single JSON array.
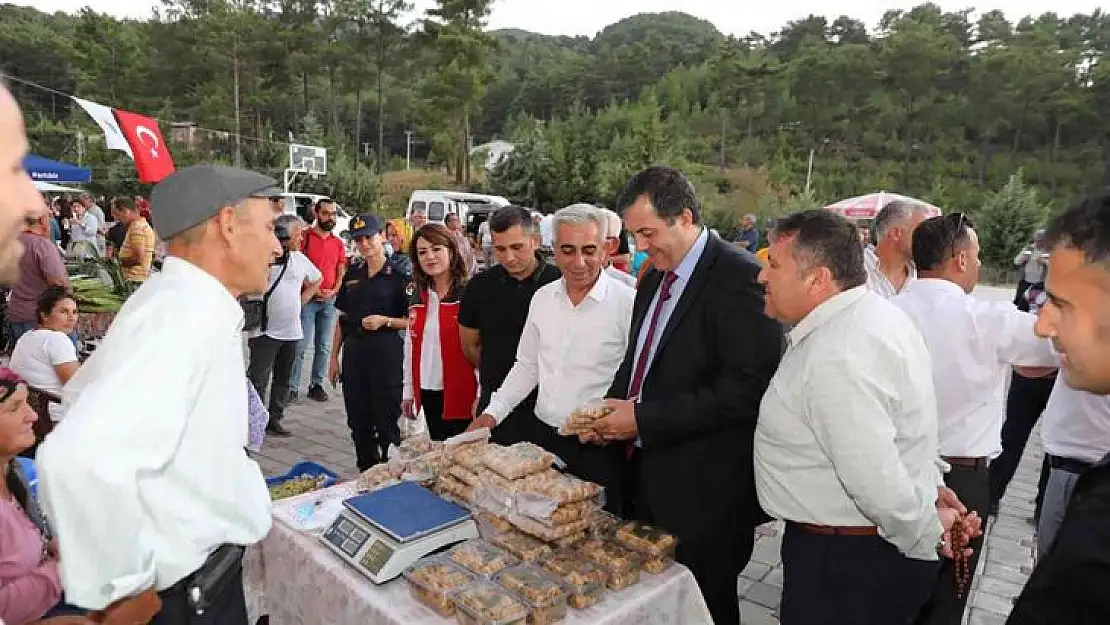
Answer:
[{"xmin": 401, "ymin": 224, "xmax": 479, "ymax": 440}]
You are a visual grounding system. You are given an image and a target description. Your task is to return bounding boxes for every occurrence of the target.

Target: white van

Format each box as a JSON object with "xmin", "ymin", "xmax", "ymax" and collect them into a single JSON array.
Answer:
[
  {"xmin": 275, "ymin": 192, "xmax": 353, "ymax": 253},
  {"xmin": 406, "ymin": 190, "xmax": 510, "ymax": 226}
]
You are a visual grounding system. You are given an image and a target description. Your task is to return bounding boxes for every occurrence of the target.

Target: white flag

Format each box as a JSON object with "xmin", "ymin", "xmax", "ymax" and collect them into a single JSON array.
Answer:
[{"xmin": 73, "ymin": 97, "xmax": 134, "ymax": 159}]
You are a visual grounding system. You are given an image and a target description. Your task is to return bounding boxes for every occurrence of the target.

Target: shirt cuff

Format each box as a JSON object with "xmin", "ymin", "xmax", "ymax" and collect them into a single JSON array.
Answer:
[{"xmin": 485, "ymin": 398, "xmax": 509, "ymax": 425}]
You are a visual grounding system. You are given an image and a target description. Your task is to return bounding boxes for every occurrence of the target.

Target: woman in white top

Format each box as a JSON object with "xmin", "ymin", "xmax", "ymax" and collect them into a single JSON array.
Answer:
[
  {"xmin": 9, "ymin": 286, "xmax": 79, "ymax": 424},
  {"xmin": 402, "ymin": 224, "xmax": 478, "ymax": 441}
]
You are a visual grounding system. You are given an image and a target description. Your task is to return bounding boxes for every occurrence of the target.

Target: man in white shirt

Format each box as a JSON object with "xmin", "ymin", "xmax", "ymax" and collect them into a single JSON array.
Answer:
[
  {"xmin": 468, "ymin": 204, "xmax": 635, "ymax": 513},
  {"xmin": 865, "ymin": 199, "xmax": 931, "ymax": 297},
  {"xmin": 596, "ymin": 207, "xmax": 636, "ymax": 288},
  {"xmin": 892, "ymin": 213, "xmax": 1057, "ymax": 625},
  {"xmin": 37, "ymin": 165, "xmax": 282, "ymax": 622},
  {"xmin": 247, "ymin": 214, "xmax": 322, "ymax": 436},
  {"xmin": 755, "ymin": 209, "xmax": 963, "ymax": 625},
  {"xmin": 1037, "ymin": 377, "xmax": 1110, "ymax": 558}
]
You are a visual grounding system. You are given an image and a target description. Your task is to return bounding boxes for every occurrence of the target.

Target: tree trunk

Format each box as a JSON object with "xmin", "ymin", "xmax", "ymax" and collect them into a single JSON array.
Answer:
[
  {"xmin": 354, "ymin": 87, "xmax": 363, "ymax": 161},
  {"xmin": 377, "ymin": 34, "xmax": 386, "ymax": 172}
]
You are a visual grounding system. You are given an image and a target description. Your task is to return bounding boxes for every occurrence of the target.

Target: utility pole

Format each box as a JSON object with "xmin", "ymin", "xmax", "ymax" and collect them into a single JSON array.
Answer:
[
  {"xmin": 233, "ymin": 40, "xmax": 242, "ymax": 167},
  {"xmin": 405, "ymin": 130, "xmax": 413, "ymax": 170}
]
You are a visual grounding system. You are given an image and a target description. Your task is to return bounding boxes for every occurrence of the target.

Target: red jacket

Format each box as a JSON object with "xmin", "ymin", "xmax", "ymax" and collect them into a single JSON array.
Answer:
[{"xmin": 408, "ymin": 284, "xmax": 478, "ymax": 421}]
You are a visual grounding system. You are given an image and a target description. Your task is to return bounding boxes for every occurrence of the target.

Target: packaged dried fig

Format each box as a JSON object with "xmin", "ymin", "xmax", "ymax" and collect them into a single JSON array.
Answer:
[{"xmin": 403, "ymin": 556, "xmax": 476, "ymax": 617}]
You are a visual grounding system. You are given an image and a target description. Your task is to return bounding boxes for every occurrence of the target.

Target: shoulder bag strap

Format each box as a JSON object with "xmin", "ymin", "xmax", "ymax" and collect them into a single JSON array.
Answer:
[{"xmin": 259, "ymin": 258, "xmax": 290, "ymax": 332}]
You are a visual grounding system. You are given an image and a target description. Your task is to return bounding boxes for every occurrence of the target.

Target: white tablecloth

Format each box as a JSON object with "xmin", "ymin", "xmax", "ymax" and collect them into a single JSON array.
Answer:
[{"xmin": 244, "ymin": 489, "xmax": 712, "ymax": 624}]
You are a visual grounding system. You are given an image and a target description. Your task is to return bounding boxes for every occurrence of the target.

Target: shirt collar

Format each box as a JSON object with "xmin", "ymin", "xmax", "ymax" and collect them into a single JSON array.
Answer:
[
  {"xmin": 788, "ymin": 285, "xmax": 869, "ymax": 346},
  {"xmin": 904, "ymin": 277, "xmax": 965, "ymax": 297},
  {"xmin": 497, "ymin": 253, "xmax": 549, "ymax": 285},
  {"xmin": 559, "ymin": 268, "xmax": 611, "ymax": 304},
  {"xmin": 673, "ymin": 227, "xmax": 710, "ymax": 283}
]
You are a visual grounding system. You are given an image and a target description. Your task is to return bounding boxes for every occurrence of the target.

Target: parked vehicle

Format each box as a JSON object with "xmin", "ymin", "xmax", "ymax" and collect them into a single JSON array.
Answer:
[
  {"xmin": 275, "ymin": 192, "xmax": 353, "ymax": 253},
  {"xmin": 405, "ymin": 190, "xmax": 510, "ymax": 227}
]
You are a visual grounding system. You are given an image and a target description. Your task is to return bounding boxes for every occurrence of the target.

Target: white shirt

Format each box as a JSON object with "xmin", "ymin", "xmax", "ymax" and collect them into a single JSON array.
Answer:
[
  {"xmin": 604, "ymin": 264, "xmax": 636, "ymax": 288},
  {"xmin": 486, "ymin": 270, "xmax": 635, "ymax": 430},
  {"xmin": 36, "ymin": 257, "xmax": 272, "ymax": 610},
  {"xmin": 404, "ymin": 290, "xmax": 445, "ymax": 399},
  {"xmin": 248, "ymin": 251, "xmax": 321, "ymax": 341},
  {"xmin": 755, "ymin": 287, "xmax": 943, "ymax": 561},
  {"xmin": 539, "ymin": 215, "xmax": 554, "ymax": 248},
  {"xmin": 892, "ymin": 279, "xmax": 1057, "ymax": 458},
  {"xmin": 9, "ymin": 328, "xmax": 78, "ymax": 421},
  {"xmin": 480, "ymin": 220, "xmax": 492, "ymax": 247},
  {"xmin": 864, "ymin": 247, "xmax": 915, "ymax": 298},
  {"xmin": 1043, "ymin": 375, "xmax": 1110, "ymax": 465},
  {"xmin": 69, "ymin": 212, "xmax": 98, "ymax": 244}
]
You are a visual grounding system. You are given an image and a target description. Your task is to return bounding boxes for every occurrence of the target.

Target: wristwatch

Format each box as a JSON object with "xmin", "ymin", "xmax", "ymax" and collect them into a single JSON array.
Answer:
[{"xmin": 386, "ymin": 318, "xmax": 392, "ymax": 329}]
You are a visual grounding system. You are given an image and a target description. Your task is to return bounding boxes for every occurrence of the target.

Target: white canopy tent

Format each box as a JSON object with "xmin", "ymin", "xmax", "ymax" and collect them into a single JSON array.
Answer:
[{"xmin": 33, "ymin": 181, "xmax": 85, "ymax": 193}]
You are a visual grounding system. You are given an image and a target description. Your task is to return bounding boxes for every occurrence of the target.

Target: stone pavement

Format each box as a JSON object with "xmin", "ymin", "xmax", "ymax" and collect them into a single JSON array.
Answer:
[{"xmin": 253, "ymin": 378, "xmax": 1042, "ymax": 624}]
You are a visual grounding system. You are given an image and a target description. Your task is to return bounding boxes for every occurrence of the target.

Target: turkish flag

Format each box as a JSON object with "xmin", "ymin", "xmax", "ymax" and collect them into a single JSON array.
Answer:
[{"xmin": 113, "ymin": 109, "xmax": 176, "ymax": 183}]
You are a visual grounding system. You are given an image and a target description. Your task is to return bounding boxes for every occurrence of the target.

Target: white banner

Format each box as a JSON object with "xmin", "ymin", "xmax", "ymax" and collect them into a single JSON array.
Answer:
[{"xmin": 73, "ymin": 97, "xmax": 134, "ymax": 159}]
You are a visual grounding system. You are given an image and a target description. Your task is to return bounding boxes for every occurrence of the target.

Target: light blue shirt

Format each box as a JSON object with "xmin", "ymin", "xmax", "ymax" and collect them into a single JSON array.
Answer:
[{"xmin": 630, "ymin": 227, "xmax": 710, "ymax": 395}]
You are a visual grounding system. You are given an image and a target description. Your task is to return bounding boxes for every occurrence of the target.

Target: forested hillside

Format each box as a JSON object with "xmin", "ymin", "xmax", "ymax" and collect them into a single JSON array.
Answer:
[{"xmin": 2, "ymin": 0, "xmax": 1108, "ymax": 262}]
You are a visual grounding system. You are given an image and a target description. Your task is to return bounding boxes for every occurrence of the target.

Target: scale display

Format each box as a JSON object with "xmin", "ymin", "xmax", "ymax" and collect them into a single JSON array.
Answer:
[{"xmin": 320, "ymin": 482, "xmax": 478, "ymax": 584}]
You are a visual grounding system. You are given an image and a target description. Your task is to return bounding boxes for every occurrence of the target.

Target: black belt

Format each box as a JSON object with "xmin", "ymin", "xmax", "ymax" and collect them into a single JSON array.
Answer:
[
  {"xmin": 161, "ymin": 544, "xmax": 245, "ymax": 616},
  {"xmin": 1048, "ymin": 454, "xmax": 1093, "ymax": 475},
  {"xmin": 944, "ymin": 456, "xmax": 989, "ymax": 470}
]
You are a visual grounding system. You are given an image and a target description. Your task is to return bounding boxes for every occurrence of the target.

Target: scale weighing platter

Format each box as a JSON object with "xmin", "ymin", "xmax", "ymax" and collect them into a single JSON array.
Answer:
[{"xmin": 321, "ymin": 481, "xmax": 478, "ymax": 584}]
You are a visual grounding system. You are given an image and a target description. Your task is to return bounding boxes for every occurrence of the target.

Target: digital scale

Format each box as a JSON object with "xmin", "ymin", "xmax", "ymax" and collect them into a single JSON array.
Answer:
[{"xmin": 320, "ymin": 481, "xmax": 479, "ymax": 584}]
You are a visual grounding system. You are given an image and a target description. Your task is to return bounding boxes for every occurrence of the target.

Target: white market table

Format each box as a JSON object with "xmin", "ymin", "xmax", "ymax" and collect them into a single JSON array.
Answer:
[{"xmin": 243, "ymin": 486, "xmax": 712, "ymax": 625}]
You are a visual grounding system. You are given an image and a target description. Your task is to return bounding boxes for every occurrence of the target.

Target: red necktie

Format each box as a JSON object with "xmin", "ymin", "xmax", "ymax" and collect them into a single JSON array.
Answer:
[{"xmin": 627, "ymin": 272, "xmax": 678, "ymax": 400}]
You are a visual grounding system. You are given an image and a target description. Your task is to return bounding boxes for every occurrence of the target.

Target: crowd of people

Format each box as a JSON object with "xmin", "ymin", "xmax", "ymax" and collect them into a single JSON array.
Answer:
[{"xmin": 0, "ymin": 75, "xmax": 1109, "ymax": 625}]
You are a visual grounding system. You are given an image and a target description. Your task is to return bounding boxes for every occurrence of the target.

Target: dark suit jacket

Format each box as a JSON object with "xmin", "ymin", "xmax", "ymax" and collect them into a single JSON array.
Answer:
[
  {"xmin": 1008, "ymin": 455, "xmax": 1110, "ymax": 624},
  {"xmin": 607, "ymin": 232, "xmax": 784, "ymax": 541}
]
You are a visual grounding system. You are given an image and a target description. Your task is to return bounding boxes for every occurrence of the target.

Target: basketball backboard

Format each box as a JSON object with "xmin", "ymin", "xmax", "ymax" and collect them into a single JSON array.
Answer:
[{"xmin": 289, "ymin": 144, "xmax": 327, "ymax": 176}]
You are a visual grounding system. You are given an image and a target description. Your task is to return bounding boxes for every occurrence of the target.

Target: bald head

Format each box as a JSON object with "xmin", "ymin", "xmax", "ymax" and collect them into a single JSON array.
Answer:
[{"xmin": 0, "ymin": 84, "xmax": 38, "ymax": 283}]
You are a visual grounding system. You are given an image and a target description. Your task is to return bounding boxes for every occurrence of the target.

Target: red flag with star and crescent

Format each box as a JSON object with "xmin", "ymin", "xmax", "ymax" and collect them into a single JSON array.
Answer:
[{"xmin": 113, "ymin": 109, "xmax": 176, "ymax": 183}]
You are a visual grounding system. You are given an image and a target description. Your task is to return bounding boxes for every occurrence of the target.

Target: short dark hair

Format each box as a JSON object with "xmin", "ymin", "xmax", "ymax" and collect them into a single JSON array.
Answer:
[
  {"xmin": 36, "ymin": 285, "xmax": 75, "ymax": 324},
  {"xmin": 615, "ymin": 166, "xmax": 702, "ymax": 224},
  {"xmin": 488, "ymin": 205, "xmax": 536, "ymax": 234},
  {"xmin": 112, "ymin": 197, "xmax": 135, "ymax": 212},
  {"xmin": 912, "ymin": 213, "xmax": 976, "ymax": 272},
  {"xmin": 1044, "ymin": 192, "xmax": 1110, "ymax": 269},
  {"xmin": 771, "ymin": 210, "xmax": 867, "ymax": 289},
  {"xmin": 314, "ymin": 198, "xmax": 334, "ymax": 210}
]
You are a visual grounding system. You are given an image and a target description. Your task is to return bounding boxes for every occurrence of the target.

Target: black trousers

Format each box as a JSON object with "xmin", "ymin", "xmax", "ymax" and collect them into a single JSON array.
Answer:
[
  {"xmin": 421, "ymin": 389, "xmax": 470, "ymax": 441},
  {"xmin": 1014, "ymin": 279, "xmax": 1033, "ymax": 311},
  {"xmin": 246, "ymin": 336, "xmax": 298, "ymax": 425},
  {"xmin": 342, "ymin": 335, "xmax": 402, "ymax": 471},
  {"xmin": 152, "ymin": 568, "xmax": 247, "ymax": 625},
  {"xmin": 915, "ymin": 463, "xmax": 989, "ymax": 625},
  {"xmin": 780, "ymin": 523, "xmax": 939, "ymax": 625},
  {"xmin": 528, "ymin": 419, "xmax": 627, "ymax": 517},
  {"xmin": 629, "ymin": 450, "xmax": 752, "ymax": 625},
  {"xmin": 989, "ymin": 371, "xmax": 1056, "ymax": 512}
]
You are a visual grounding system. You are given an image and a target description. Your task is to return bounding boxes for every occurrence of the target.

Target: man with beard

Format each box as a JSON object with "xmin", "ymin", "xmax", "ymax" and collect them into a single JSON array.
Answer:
[
  {"xmin": 1007, "ymin": 192, "xmax": 1110, "ymax": 623},
  {"xmin": 290, "ymin": 198, "xmax": 347, "ymax": 402}
]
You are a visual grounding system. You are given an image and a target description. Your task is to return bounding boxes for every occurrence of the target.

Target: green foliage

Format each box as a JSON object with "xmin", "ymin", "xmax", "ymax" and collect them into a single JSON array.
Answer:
[{"xmin": 974, "ymin": 171, "xmax": 1050, "ymax": 268}]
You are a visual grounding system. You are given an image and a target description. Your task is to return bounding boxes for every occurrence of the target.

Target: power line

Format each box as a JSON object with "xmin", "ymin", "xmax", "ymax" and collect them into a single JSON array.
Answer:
[{"xmin": 1, "ymin": 71, "xmax": 297, "ymax": 148}]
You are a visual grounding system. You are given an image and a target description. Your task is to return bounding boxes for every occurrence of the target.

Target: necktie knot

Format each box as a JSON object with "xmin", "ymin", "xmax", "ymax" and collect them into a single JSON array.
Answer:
[{"xmin": 659, "ymin": 272, "xmax": 678, "ymax": 301}]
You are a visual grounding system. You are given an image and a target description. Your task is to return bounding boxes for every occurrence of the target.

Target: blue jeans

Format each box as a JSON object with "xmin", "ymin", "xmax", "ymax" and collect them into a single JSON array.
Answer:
[
  {"xmin": 10, "ymin": 321, "xmax": 79, "ymax": 349},
  {"xmin": 291, "ymin": 297, "xmax": 338, "ymax": 391}
]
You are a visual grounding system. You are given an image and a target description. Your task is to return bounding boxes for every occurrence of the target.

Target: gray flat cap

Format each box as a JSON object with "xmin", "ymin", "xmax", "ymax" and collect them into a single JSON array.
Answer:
[{"xmin": 151, "ymin": 164, "xmax": 281, "ymax": 240}]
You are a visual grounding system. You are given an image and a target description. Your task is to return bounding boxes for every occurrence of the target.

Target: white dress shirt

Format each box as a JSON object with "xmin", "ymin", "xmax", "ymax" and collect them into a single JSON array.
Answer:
[
  {"xmin": 36, "ymin": 257, "xmax": 273, "ymax": 610},
  {"xmin": 755, "ymin": 286, "xmax": 943, "ymax": 561},
  {"xmin": 605, "ymin": 264, "xmax": 636, "ymax": 288},
  {"xmin": 403, "ymin": 290, "xmax": 444, "ymax": 399},
  {"xmin": 485, "ymin": 270, "xmax": 635, "ymax": 430},
  {"xmin": 1042, "ymin": 375, "xmax": 1110, "ymax": 465},
  {"xmin": 247, "ymin": 251, "xmax": 322, "ymax": 342},
  {"xmin": 864, "ymin": 247, "xmax": 915, "ymax": 298},
  {"xmin": 892, "ymin": 278, "xmax": 1057, "ymax": 458}
]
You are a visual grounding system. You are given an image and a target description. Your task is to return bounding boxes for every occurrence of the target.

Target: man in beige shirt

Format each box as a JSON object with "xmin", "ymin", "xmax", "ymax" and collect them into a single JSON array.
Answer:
[{"xmin": 116, "ymin": 199, "xmax": 156, "ymax": 283}]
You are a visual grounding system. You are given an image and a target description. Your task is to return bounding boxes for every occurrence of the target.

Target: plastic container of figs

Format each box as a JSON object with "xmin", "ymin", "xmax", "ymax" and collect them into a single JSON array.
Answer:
[
  {"xmin": 451, "ymin": 580, "xmax": 531, "ymax": 625},
  {"xmin": 447, "ymin": 538, "xmax": 521, "ymax": 578},
  {"xmin": 490, "ymin": 529, "xmax": 555, "ymax": 564},
  {"xmin": 403, "ymin": 556, "xmax": 477, "ymax": 617},
  {"xmin": 495, "ymin": 564, "xmax": 570, "ymax": 625},
  {"xmin": 539, "ymin": 551, "xmax": 607, "ymax": 610},
  {"xmin": 574, "ymin": 538, "xmax": 642, "ymax": 591},
  {"xmin": 612, "ymin": 520, "xmax": 678, "ymax": 573}
]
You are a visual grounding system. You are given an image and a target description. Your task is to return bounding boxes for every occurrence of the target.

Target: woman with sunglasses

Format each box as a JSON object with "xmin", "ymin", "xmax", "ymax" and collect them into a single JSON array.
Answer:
[{"xmin": 402, "ymin": 224, "xmax": 478, "ymax": 441}]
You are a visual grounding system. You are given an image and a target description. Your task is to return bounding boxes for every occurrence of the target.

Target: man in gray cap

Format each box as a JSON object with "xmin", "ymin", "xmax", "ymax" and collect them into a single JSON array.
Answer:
[{"xmin": 37, "ymin": 164, "xmax": 282, "ymax": 623}]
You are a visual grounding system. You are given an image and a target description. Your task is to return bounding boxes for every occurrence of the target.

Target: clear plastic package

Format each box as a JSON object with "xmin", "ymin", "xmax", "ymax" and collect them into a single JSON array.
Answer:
[
  {"xmin": 515, "ymin": 497, "xmax": 596, "ymax": 525},
  {"xmin": 356, "ymin": 463, "xmax": 403, "ymax": 493},
  {"xmin": 587, "ymin": 510, "xmax": 621, "ymax": 537},
  {"xmin": 558, "ymin": 400, "xmax": 613, "ymax": 436},
  {"xmin": 452, "ymin": 581, "xmax": 531, "ymax": 625},
  {"xmin": 452, "ymin": 442, "xmax": 491, "ymax": 472},
  {"xmin": 449, "ymin": 464, "xmax": 482, "ymax": 486},
  {"xmin": 641, "ymin": 556, "xmax": 675, "ymax": 574},
  {"xmin": 496, "ymin": 565, "xmax": 569, "ymax": 625},
  {"xmin": 437, "ymin": 475, "xmax": 474, "ymax": 504},
  {"xmin": 574, "ymin": 538, "xmax": 642, "ymax": 590},
  {"xmin": 397, "ymin": 435, "xmax": 443, "ymax": 460},
  {"xmin": 552, "ymin": 532, "xmax": 588, "ymax": 549},
  {"xmin": 515, "ymin": 471, "xmax": 602, "ymax": 505},
  {"xmin": 477, "ymin": 511, "xmax": 515, "ymax": 535},
  {"xmin": 540, "ymin": 551, "xmax": 607, "ymax": 610},
  {"xmin": 490, "ymin": 530, "xmax": 555, "ymax": 563},
  {"xmin": 509, "ymin": 514, "xmax": 591, "ymax": 542},
  {"xmin": 448, "ymin": 539, "xmax": 520, "ymax": 577},
  {"xmin": 481, "ymin": 442, "xmax": 556, "ymax": 480},
  {"xmin": 613, "ymin": 521, "xmax": 678, "ymax": 559},
  {"xmin": 403, "ymin": 556, "xmax": 477, "ymax": 617}
]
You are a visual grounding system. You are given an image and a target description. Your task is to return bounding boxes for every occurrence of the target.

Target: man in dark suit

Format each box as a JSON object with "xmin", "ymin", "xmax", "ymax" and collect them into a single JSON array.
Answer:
[{"xmin": 592, "ymin": 166, "xmax": 785, "ymax": 624}]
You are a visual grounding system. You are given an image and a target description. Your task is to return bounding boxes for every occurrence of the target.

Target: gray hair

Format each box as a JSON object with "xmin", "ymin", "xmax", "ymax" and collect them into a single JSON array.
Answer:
[
  {"xmin": 553, "ymin": 203, "xmax": 608, "ymax": 244},
  {"xmin": 598, "ymin": 208, "xmax": 623, "ymax": 239},
  {"xmin": 874, "ymin": 200, "xmax": 931, "ymax": 240},
  {"xmin": 275, "ymin": 214, "xmax": 304, "ymax": 229}
]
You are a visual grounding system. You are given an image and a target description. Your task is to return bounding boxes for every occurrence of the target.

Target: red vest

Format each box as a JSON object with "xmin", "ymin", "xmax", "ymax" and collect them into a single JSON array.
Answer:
[{"xmin": 408, "ymin": 289, "xmax": 478, "ymax": 421}]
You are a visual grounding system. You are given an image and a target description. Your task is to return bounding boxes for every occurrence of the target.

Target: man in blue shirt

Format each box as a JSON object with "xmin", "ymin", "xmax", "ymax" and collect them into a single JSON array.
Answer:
[{"xmin": 734, "ymin": 213, "xmax": 759, "ymax": 251}]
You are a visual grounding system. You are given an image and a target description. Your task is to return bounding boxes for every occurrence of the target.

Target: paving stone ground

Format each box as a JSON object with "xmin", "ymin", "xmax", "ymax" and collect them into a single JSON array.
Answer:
[{"xmin": 255, "ymin": 285, "xmax": 1036, "ymax": 624}]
